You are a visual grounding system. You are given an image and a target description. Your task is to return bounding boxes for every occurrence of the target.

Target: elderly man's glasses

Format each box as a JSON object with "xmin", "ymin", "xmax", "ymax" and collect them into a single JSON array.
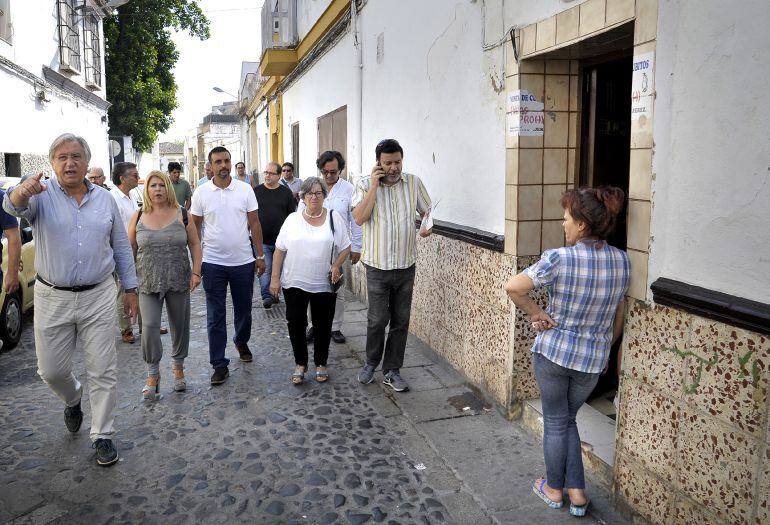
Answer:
[
  {"xmin": 263, "ymin": 170, "xmax": 279, "ymax": 176},
  {"xmin": 305, "ymin": 191, "xmax": 324, "ymax": 199},
  {"xmin": 320, "ymin": 169, "xmax": 339, "ymax": 176},
  {"xmin": 55, "ymin": 153, "xmax": 84, "ymax": 162}
]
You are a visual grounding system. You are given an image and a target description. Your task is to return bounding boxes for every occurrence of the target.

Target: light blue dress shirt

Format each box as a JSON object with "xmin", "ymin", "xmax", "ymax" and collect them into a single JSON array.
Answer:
[{"xmin": 3, "ymin": 176, "xmax": 138, "ymax": 289}]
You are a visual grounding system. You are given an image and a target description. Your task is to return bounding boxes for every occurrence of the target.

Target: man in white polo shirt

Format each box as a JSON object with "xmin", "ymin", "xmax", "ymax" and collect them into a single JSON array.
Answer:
[{"xmin": 190, "ymin": 146, "xmax": 266, "ymax": 385}]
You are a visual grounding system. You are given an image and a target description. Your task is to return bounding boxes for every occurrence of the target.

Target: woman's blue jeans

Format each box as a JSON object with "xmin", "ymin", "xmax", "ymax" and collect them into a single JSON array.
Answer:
[{"xmin": 532, "ymin": 352, "xmax": 600, "ymax": 490}]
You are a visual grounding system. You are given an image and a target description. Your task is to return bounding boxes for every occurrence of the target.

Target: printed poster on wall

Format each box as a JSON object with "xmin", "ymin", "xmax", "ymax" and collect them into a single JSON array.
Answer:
[
  {"xmin": 506, "ymin": 89, "xmax": 544, "ymax": 136},
  {"xmin": 631, "ymin": 52, "xmax": 654, "ymax": 121}
]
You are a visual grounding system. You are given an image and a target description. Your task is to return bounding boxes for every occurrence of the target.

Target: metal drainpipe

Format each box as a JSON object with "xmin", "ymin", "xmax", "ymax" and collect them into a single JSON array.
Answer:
[{"xmin": 350, "ymin": 0, "xmax": 363, "ymax": 185}]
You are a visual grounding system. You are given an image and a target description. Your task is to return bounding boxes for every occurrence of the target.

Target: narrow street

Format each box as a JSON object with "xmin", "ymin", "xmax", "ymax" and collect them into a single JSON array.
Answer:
[{"xmin": 0, "ymin": 287, "xmax": 628, "ymax": 524}]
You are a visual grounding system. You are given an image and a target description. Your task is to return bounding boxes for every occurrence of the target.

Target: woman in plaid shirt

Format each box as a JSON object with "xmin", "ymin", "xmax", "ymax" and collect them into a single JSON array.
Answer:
[{"xmin": 505, "ymin": 187, "xmax": 630, "ymax": 517}]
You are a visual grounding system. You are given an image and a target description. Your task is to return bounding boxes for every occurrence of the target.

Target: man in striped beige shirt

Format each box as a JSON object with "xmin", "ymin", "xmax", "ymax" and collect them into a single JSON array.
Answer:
[{"xmin": 352, "ymin": 139, "xmax": 432, "ymax": 392}]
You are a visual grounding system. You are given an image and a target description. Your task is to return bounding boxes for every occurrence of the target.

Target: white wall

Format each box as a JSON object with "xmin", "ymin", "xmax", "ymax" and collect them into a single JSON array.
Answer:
[
  {"xmin": 297, "ymin": 0, "xmax": 333, "ymax": 41},
  {"xmin": 281, "ymin": 31, "xmax": 355, "ymax": 181},
  {"xmin": 649, "ymin": 0, "xmax": 770, "ymax": 303},
  {"xmin": 0, "ymin": 0, "xmax": 109, "ymax": 169},
  {"xmin": 0, "ymin": 73, "xmax": 109, "ymax": 170},
  {"xmin": 255, "ymin": 103, "xmax": 269, "ymax": 174},
  {"xmin": 358, "ymin": 0, "xmax": 506, "ymax": 233}
]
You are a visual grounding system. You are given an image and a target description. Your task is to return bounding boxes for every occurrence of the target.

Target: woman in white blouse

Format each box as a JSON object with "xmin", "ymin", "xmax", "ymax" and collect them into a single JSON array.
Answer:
[{"xmin": 270, "ymin": 176, "xmax": 351, "ymax": 384}]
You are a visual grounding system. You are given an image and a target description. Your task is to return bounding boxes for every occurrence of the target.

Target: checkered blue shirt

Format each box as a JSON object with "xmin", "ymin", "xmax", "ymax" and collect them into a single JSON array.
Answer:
[{"xmin": 524, "ymin": 239, "xmax": 630, "ymax": 373}]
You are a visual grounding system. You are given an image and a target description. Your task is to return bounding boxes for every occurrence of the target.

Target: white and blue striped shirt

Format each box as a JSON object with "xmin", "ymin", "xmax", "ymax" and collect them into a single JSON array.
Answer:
[{"xmin": 524, "ymin": 239, "xmax": 630, "ymax": 373}]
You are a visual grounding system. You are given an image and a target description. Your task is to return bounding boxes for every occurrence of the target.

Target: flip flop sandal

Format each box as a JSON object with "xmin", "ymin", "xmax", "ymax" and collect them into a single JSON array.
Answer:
[
  {"xmin": 532, "ymin": 479, "xmax": 563, "ymax": 509},
  {"xmin": 569, "ymin": 499, "xmax": 590, "ymax": 517},
  {"xmin": 315, "ymin": 367, "xmax": 329, "ymax": 383},
  {"xmin": 292, "ymin": 366, "xmax": 305, "ymax": 385}
]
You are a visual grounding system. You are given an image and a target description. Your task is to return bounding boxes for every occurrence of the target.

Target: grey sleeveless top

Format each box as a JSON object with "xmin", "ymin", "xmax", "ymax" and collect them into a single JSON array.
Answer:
[{"xmin": 135, "ymin": 210, "xmax": 191, "ymax": 294}]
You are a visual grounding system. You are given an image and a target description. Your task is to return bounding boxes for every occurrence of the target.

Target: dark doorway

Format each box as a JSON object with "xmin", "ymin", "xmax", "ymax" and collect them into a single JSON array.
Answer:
[
  {"xmin": 579, "ymin": 54, "xmax": 632, "ymax": 411},
  {"xmin": 579, "ymin": 54, "xmax": 631, "ymax": 250}
]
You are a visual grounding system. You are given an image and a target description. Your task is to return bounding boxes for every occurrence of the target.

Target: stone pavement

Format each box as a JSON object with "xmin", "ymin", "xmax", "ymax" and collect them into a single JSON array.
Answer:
[{"xmin": 0, "ymin": 285, "xmax": 629, "ymax": 524}]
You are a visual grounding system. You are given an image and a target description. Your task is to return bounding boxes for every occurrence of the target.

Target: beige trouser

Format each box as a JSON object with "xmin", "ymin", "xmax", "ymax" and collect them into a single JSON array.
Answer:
[
  {"xmin": 35, "ymin": 278, "xmax": 118, "ymax": 441},
  {"xmin": 114, "ymin": 273, "xmax": 133, "ymax": 332}
]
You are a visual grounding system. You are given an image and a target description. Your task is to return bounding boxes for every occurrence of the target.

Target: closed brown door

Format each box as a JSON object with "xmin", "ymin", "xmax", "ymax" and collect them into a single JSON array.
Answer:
[{"xmin": 317, "ymin": 105, "xmax": 347, "ymax": 180}]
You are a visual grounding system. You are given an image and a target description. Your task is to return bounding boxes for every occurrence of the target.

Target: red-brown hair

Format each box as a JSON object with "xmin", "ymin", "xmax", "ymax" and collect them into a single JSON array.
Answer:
[{"xmin": 560, "ymin": 186, "xmax": 625, "ymax": 240}]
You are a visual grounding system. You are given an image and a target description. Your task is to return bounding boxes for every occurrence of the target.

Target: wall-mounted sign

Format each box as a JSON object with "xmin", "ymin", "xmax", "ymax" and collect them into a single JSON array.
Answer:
[
  {"xmin": 507, "ymin": 89, "xmax": 544, "ymax": 136},
  {"xmin": 631, "ymin": 52, "xmax": 654, "ymax": 121}
]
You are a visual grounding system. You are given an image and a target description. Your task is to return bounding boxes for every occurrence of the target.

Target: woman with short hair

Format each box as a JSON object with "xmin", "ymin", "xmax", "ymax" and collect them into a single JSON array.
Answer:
[
  {"xmin": 504, "ymin": 187, "xmax": 630, "ymax": 517},
  {"xmin": 269, "ymin": 176, "xmax": 351, "ymax": 384},
  {"xmin": 128, "ymin": 170, "xmax": 202, "ymax": 399}
]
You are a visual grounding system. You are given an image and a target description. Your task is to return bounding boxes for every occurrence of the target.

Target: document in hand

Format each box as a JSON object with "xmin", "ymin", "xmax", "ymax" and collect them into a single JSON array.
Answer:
[{"xmin": 420, "ymin": 198, "xmax": 440, "ymax": 231}]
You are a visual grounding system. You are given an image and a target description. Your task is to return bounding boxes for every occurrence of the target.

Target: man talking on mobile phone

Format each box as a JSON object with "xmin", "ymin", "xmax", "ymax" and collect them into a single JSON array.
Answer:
[{"xmin": 351, "ymin": 139, "xmax": 432, "ymax": 393}]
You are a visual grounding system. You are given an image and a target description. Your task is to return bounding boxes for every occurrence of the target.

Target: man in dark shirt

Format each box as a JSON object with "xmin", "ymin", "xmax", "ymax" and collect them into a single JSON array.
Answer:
[{"xmin": 254, "ymin": 162, "xmax": 296, "ymax": 308}]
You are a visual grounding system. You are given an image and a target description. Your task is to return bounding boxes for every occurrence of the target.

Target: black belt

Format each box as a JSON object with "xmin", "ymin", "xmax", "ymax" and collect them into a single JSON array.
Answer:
[{"xmin": 36, "ymin": 276, "xmax": 101, "ymax": 292}]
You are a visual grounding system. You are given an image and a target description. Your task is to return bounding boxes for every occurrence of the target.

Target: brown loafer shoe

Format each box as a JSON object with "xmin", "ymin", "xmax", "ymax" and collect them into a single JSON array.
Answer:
[{"xmin": 121, "ymin": 329, "xmax": 135, "ymax": 344}]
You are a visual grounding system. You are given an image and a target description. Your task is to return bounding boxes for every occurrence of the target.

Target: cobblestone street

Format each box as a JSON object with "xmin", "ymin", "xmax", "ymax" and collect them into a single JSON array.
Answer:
[{"xmin": 0, "ymin": 285, "xmax": 628, "ymax": 524}]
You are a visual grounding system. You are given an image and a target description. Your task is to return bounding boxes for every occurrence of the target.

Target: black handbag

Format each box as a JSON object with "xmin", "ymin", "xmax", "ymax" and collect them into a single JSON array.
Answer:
[{"xmin": 327, "ymin": 210, "xmax": 344, "ymax": 292}]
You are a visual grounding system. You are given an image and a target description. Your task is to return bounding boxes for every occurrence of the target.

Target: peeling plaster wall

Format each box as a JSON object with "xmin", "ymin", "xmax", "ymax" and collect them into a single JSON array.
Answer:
[{"xmin": 649, "ymin": 0, "xmax": 770, "ymax": 303}]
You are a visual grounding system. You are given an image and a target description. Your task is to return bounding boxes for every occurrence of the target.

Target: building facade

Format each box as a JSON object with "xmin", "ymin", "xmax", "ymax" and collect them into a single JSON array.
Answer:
[
  {"xmin": 183, "ymin": 102, "xmax": 242, "ymax": 186},
  {"xmin": 245, "ymin": 1, "xmax": 770, "ymax": 523},
  {"xmin": 0, "ymin": 0, "xmax": 111, "ymax": 175}
]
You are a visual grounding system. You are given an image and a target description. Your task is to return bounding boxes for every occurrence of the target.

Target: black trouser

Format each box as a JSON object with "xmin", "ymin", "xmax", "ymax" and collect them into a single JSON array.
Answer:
[
  {"xmin": 364, "ymin": 264, "xmax": 416, "ymax": 372},
  {"xmin": 283, "ymin": 287, "xmax": 336, "ymax": 367}
]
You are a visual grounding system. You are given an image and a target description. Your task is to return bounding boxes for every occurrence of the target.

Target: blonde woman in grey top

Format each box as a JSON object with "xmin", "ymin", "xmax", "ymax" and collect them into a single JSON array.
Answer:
[{"xmin": 128, "ymin": 170, "xmax": 202, "ymax": 400}]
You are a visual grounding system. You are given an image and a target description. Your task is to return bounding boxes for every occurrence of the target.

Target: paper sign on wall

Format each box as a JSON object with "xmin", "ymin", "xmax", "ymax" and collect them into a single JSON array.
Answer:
[
  {"xmin": 631, "ymin": 52, "xmax": 654, "ymax": 121},
  {"xmin": 507, "ymin": 90, "xmax": 544, "ymax": 136}
]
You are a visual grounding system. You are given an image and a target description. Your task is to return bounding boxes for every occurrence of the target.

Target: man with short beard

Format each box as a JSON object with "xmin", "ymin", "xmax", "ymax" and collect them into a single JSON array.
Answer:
[
  {"xmin": 352, "ymin": 139, "xmax": 432, "ymax": 393},
  {"xmin": 190, "ymin": 146, "xmax": 267, "ymax": 385}
]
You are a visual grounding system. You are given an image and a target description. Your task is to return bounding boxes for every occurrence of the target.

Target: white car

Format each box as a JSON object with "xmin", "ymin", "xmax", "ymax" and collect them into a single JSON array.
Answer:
[{"xmin": 0, "ymin": 177, "xmax": 37, "ymax": 349}]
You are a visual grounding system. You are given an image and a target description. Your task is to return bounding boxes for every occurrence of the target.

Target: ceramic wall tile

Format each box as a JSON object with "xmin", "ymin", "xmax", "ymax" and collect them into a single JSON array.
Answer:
[
  {"xmin": 518, "ymin": 148, "xmax": 544, "ymax": 184},
  {"xmin": 545, "ymin": 75, "xmax": 569, "ymax": 111},
  {"xmin": 520, "ymin": 24, "xmax": 537, "ymax": 56},
  {"xmin": 606, "ymin": 0, "xmax": 635, "ymax": 26},
  {"xmin": 517, "ymin": 184, "xmax": 543, "ymax": 221},
  {"xmin": 536, "ymin": 16, "xmax": 556, "ymax": 51},
  {"xmin": 622, "ymin": 301, "xmax": 689, "ymax": 400},
  {"xmin": 616, "ymin": 379, "xmax": 679, "ymax": 482},
  {"xmin": 544, "ymin": 111, "xmax": 569, "ymax": 148},
  {"xmin": 545, "ymin": 60, "xmax": 569, "ymax": 75},
  {"xmin": 684, "ymin": 317, "xmax": 768, "ymax": 437},
  {"xmin": 614, "ymin": 452, "xmax": 673, "ymax": 524},
  {"xmin": 634, "ymin": 0, "xmax": 659, "ymax": 45},
  {"xmin": 756, "ymin": 448, "xmax": 770, "ymax": 525},
  {"xmin": 579, "ymin": 0, "xmax": 606, "ymax": 36},
  {"xmin": 678, "ymin": 407, "xmax": 759, "ymax": 525},
  {"xmin": 543, "ymin": 148, "xmax": 568, "ymax": 184},
  {"xmin": 556, "ymin": 7, "xmax": 579, "ymax": 44}
]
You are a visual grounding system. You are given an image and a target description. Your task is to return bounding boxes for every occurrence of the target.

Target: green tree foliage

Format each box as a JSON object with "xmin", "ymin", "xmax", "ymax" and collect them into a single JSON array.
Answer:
[{"xmin": 104, "ymin": 0, "xmax": 209, "ymax": 152}]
